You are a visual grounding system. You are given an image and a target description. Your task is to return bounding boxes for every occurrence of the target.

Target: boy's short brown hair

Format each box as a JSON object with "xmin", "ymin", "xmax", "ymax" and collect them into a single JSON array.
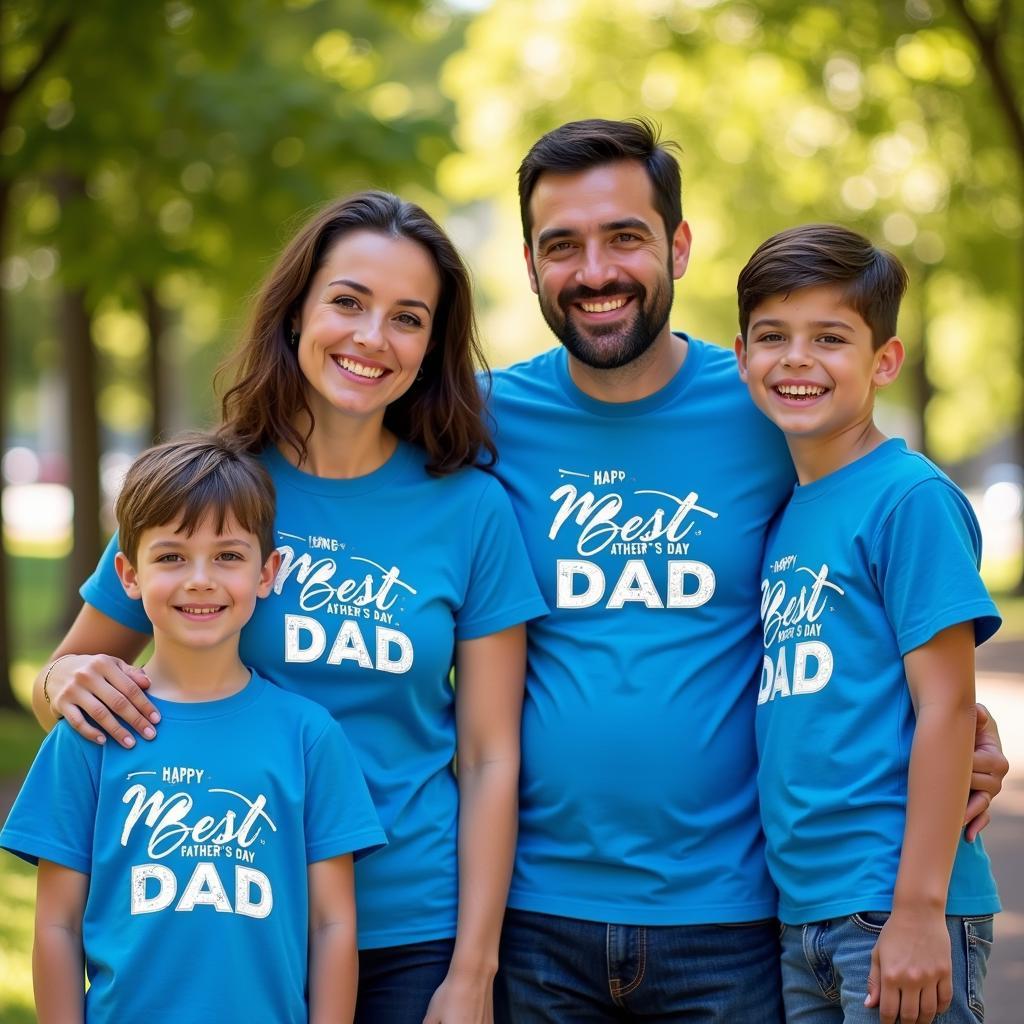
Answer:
[
  {"xmin": 115, "ymin": 432, "xmax": 276, "ymax": 565},
  {"xmin": 737, "ymin": 224, "xmax": 909, "ymax": 348}
]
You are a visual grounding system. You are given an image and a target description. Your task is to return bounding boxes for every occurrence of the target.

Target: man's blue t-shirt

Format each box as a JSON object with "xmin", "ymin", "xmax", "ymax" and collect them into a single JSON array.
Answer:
[
  {"xmin": 756, "ymin": 439, "xmax": 1001, "ymax": 924},
  {"xmin": 487, "ymin": 338, "xmax": 795, "ymax": 924},
  {"xmin": 80, "ymin": 441, "xmax": 547, "ymax": 948},
  {"xmin": 0, "ymin": 673, "xmax": 384, "ymax": 1023}
]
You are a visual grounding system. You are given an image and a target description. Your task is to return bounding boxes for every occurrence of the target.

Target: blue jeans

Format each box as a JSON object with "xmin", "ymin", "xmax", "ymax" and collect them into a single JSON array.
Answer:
[
  {"xmin": 495, "ymin": 908, "xmax": 784, "ymax": 1022},
  {"xmin": 780, "ymin": 913, "xmax": 993, "ymax": 1023},
  {"xmin": 355, "ymin": 936, "xmax": 455, "ymax": 1024}
]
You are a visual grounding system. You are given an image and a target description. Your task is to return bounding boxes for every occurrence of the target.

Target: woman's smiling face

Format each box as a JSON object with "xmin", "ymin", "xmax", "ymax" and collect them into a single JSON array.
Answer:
[{"xmin": 294, "ymin": 229, "xmax": 441, "ymax": 428}]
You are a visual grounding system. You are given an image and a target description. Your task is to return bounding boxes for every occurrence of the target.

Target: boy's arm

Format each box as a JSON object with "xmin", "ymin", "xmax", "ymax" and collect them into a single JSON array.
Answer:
[
  {"xmin": 308, "ymin": 855, "xmax": 358, "ymax": 1024},
  {"xmin": 866, "ymin": 621, "xmax": 977, "ymax": 1024},
  {"xmin": 33, "ymin": 859, "xmax": 88, "ymax": 1024}
]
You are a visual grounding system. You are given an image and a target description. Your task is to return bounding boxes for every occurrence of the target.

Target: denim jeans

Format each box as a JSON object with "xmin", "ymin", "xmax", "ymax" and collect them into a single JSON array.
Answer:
[
  {"xmin": 354, "ymin": 936, "xmax": 456, "ymax": 1024},
  {"xmin": 780, "ymin": 912, "xmax": 993, "ymax": 1023},
  {"xmin": 494, "ymin": 908, "xmax": 784, "ymax": 1022}
]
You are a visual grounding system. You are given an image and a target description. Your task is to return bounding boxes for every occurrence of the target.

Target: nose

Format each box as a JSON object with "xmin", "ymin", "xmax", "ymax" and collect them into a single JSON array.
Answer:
[
  {"xmin": 353, "ymin": 314, "xmax": 386, "ymax": 351},
  {"xmin": 185, "ymin": 561, "xmax": 215, "ymax": 590},
  {"xmin": 576, "ymin": 240, "xmax": 618, "ymax": 291},
  {"xmin": 781, "ymin": 338, "xmax": 813, "ymax": 368}
]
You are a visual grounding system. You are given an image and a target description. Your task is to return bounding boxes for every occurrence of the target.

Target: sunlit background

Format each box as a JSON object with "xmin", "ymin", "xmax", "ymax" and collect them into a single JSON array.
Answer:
[{"xmin": 1, "ymin": 1, "xmax": 1023, "ymax": 1019}]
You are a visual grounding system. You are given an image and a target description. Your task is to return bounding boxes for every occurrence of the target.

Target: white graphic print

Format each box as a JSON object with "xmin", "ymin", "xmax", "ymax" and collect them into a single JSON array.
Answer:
[
  {"xmin": 122, "ymin": 766, "xmax": 277, "ymax": 918},
  {"xmin": 275, "ymin": 533, "xmax": 417, "ymax": 673},
  {"xmin": 758, "ymin": 561, "xmax": 845, "ymax": 704},
  {"xmin": 549, "ymin": 467, "xmax": 719, "ymax": 610}
]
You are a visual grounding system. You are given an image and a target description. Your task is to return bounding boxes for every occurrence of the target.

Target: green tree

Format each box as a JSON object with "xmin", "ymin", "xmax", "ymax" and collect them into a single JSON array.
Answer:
[
  {"xmin": 2, "ymin": 0, "xmax": 467, "ymax": 703},
  {"xmin": 441, "ymin": 0, "xmax": 1022, "ymax": 564}
]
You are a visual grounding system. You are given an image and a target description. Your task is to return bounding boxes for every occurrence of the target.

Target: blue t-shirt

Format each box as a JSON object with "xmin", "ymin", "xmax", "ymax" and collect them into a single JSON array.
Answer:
[
  {"xmin": 486, "ymin": 338, "xmax": 795, "ymax": 924},
  {"xmin": 80, "ymin": 441, "xmax": 547, "ymax": 948},
  {"xmin": 756, "ymin": 439, "xmax": 1001, "ymax": 924},
  {"xmin": 0, "ymin": 673, "xmax": 384, "ymax": 1024}
]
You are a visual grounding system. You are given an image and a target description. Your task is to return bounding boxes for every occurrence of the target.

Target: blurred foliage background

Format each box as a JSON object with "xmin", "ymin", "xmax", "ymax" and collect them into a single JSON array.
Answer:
[{"xmin": 1, "ymin": 0, "xmax": 1023, "ymax": 1015}]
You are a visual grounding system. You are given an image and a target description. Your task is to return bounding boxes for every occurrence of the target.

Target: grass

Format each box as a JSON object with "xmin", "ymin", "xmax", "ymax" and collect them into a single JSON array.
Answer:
[
  {"xmin": 0, "ymin": 856, "xmax": 35, "ymax": 1024},
  {"xmin": 992, "ymin": 592, "xmax": 1024, "ymax": 638},
  {"xmin": 0, "ymin": 713, "xmax": 44, "ymax": 779}
]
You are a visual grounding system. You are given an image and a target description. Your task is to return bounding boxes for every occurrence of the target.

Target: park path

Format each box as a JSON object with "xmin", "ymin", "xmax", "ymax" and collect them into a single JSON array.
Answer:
[{"xmin": 974, "ymin": 639, "xmax": 1024, "ymax": 1023}]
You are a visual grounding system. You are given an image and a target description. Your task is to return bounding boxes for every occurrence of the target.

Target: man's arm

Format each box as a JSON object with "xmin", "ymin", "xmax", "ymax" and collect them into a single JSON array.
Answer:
[
  {"xmin": 33, "ymin": 859, "xmax": 88, "ymax": 1024},
  {"xmin": 866, "ymin": 622, "xmax": 977, "ymax": 1024},
  {"xmin": 965, "ymin": 702, "xmax": 1008, "ymax": 841},
  {"xmin": 308, "ymin": 855, "xmax": 358, "ymax": 1024}
]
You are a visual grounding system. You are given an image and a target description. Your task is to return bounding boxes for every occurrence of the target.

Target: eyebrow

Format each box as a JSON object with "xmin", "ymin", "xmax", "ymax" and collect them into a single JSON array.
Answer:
[
  {"xmin": 327, "ymin": 279, "xmax": 432, "ymax": 315},
  {"xmin": 750, "ymin": 318, "xmax": 855, "ymax": 331},
  {"xmin": 148, "ymin": 538, "xmax": 255, "ymax": 550},
  {"xmin": 536, "ymin": 217, "xmax": 655, "ymax": 249}
]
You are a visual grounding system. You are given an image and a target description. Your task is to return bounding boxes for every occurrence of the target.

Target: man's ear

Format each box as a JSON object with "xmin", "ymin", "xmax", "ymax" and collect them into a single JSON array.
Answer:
[
  {"xmin": 733, "ymin": 334, "xmax": 749, "ymax": 381},
  {"xmin": 523, "ymin": 242, "xmax": 539, "ymax": 294},
  {"xmin": 873, "ymin": 336, "xmax": 905, "ymax": 388},
  {"xmin": 115, "ymin": 551, "xmax": 142, "ymax": 600},
  {"xmin": 671, "ymin": 220, "xmax": 693, "ymax": 280},
  {"xmin": 257, "ymin": 549, "xmax": 281, "ymax": 599}
]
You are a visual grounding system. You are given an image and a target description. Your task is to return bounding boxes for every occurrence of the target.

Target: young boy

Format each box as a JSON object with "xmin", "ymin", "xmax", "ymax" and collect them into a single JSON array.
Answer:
[
  {"xmin": 734, "ymin": 225, "xmax": 1001, "ymax": 1024},
  {"xmin": 0, "ymin": 434, "xmax": 385, "ymax": 1024}
]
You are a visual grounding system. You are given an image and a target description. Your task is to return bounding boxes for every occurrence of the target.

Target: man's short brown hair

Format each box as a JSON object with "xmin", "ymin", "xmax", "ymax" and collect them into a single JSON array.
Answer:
[
  {"xmin": 737, "ymin": 224, "xmax": 908, "ymax": 349},
  {"xmin": 115, "ymin": 432, "xmax": 276, "ymax": 565}
]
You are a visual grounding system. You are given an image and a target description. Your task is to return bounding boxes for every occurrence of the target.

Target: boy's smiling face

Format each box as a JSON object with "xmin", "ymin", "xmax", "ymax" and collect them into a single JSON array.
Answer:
[
  {"xmin": 734, "ymin": 282, "xmax": 904, "ymax": 444},
  {"xmin": 115, "ymin": 513, "xmax": 278, "ymax": 655}
]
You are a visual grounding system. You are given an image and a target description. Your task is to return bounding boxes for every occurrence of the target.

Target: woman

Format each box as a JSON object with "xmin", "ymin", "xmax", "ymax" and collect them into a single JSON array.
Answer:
[{"xmin": 32, "ymin": 191, "xmax": 547, "ymax": 1023}]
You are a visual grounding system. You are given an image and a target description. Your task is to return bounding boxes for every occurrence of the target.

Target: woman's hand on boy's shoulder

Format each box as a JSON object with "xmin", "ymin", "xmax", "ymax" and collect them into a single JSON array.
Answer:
[{"xmin": 34, "ymin": 605, "xmax": 155, "ymax": 748}]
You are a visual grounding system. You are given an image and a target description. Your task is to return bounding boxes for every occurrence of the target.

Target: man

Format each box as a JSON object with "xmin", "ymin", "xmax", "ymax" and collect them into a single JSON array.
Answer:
[{"xmin": 486, "ymin": 118, "xmax": 1005, "ymax": 1021}]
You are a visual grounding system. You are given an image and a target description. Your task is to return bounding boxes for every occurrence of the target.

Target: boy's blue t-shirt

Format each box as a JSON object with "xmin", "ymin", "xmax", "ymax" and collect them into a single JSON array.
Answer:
[
  {"xmin": 80, "ymin": 441, "xmax": 547, "ymax": 948},
  {"xmin": 0, "ymin": 673, "xmax": 384, "ymax": 1024},
  {"xmin": 486, "ymin": 338, "xmax": 796, "ymax": 924},
  {"xmin": 756, "ymin": 439, "xmax": 1001, "ymax": 924}
]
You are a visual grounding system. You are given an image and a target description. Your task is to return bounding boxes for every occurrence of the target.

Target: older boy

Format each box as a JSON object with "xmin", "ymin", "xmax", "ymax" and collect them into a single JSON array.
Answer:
[
  {"xmin": 735, "ymin": 224, "xmax": 1001, "ymax": 1024},
  {"xmin": 1, "ymin": 434, "xmax": 385, "ymax": 1024}
]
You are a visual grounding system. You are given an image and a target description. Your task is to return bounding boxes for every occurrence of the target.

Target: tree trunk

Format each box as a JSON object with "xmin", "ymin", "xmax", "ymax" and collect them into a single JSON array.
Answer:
[
  {"xmin": 62, "ymin": 283, "xmax": 102, "ymax": 629},
  {"xmin": 0, "ymin": 177, "xmax": 20, "ymax": 710},
  {"xmin": 910, "ymin": 268, "xmax": 933, "ymax": 462},
  {"xmin": 142, "ymin": 285, "xmax": 166, "ymax": 444}
]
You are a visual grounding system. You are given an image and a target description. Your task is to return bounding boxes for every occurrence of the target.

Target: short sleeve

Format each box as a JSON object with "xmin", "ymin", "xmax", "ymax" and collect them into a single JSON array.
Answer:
[
  {"xmin": 304, "ymin": 720, "xmax": 387, "ymax": 864},
  {"xmin": 0, "ymin": 724, "xmax": 101, "ymax": 872},
  {"xmin": 80, "ymin": 532, "xmax": 152, "ymax": 634},
  {"xmin": 455, "ymin": 476, "xmax": 548, "ymax": 641},
  {"xmin": 870, "ymin": 479, "xmax": 1001, "ymax": 655}
]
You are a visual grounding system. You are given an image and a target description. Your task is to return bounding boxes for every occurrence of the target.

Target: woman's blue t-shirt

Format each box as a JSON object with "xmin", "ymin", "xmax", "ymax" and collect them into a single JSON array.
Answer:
[{"xmin": 81, "ymin": 441, "xmax": 547, "ymax": 948}]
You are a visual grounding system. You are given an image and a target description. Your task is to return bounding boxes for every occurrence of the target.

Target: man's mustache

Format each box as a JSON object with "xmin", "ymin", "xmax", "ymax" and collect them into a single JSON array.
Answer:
[{"xmin": 559, "ymin": 283, "xmax": 644, "ymax": 307}]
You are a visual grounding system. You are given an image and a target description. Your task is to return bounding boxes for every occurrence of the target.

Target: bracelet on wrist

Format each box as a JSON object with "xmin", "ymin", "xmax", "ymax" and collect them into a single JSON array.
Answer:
[{"xmin": 42, "ymin": 654, "xmax": 75, "ymax": 717}]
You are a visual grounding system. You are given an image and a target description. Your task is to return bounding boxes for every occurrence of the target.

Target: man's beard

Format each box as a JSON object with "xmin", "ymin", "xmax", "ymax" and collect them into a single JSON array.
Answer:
[{"xmin": 538, "ymin": 277, "xmax": 672, "ymax": 371}]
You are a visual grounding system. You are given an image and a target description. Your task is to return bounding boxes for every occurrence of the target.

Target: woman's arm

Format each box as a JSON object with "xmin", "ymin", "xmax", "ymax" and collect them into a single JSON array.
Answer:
[
  {"xmin": 31, "ymin": 604, "xmax": 154, "ymax": 746},
  {"xmin": 34, "ymin": 859, "xmax": 89, "ymax": 1024},
  {"xmin": 424, "ymin": 624, "xmax": 526, "ymax": 1024},
  {"xmin": 308, "ymin": 855, "xmax": 358, "ymax": 1024}
]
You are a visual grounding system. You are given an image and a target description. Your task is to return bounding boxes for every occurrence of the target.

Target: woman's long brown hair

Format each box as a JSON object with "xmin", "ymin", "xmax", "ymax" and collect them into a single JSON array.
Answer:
[{"xmin": 218, "ymin": 190, "xmax": 495, "ymax": 475}]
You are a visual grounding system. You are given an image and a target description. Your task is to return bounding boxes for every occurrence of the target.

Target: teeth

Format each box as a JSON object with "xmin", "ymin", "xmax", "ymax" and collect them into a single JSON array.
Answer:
[
  {"xmin": 777, "ymin": 384, "xmax": 826, "ymax": 397},
  {"xmin": 335, "ymin": 356, "xmax": 385, "ymax": 379},
  {"xmin": 580, "ymin": 298, "xmax": 627, "ymax": 313},
  {"xmin": 180, "ymin": 606, "xmax": 222, "ymax": 615}
]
